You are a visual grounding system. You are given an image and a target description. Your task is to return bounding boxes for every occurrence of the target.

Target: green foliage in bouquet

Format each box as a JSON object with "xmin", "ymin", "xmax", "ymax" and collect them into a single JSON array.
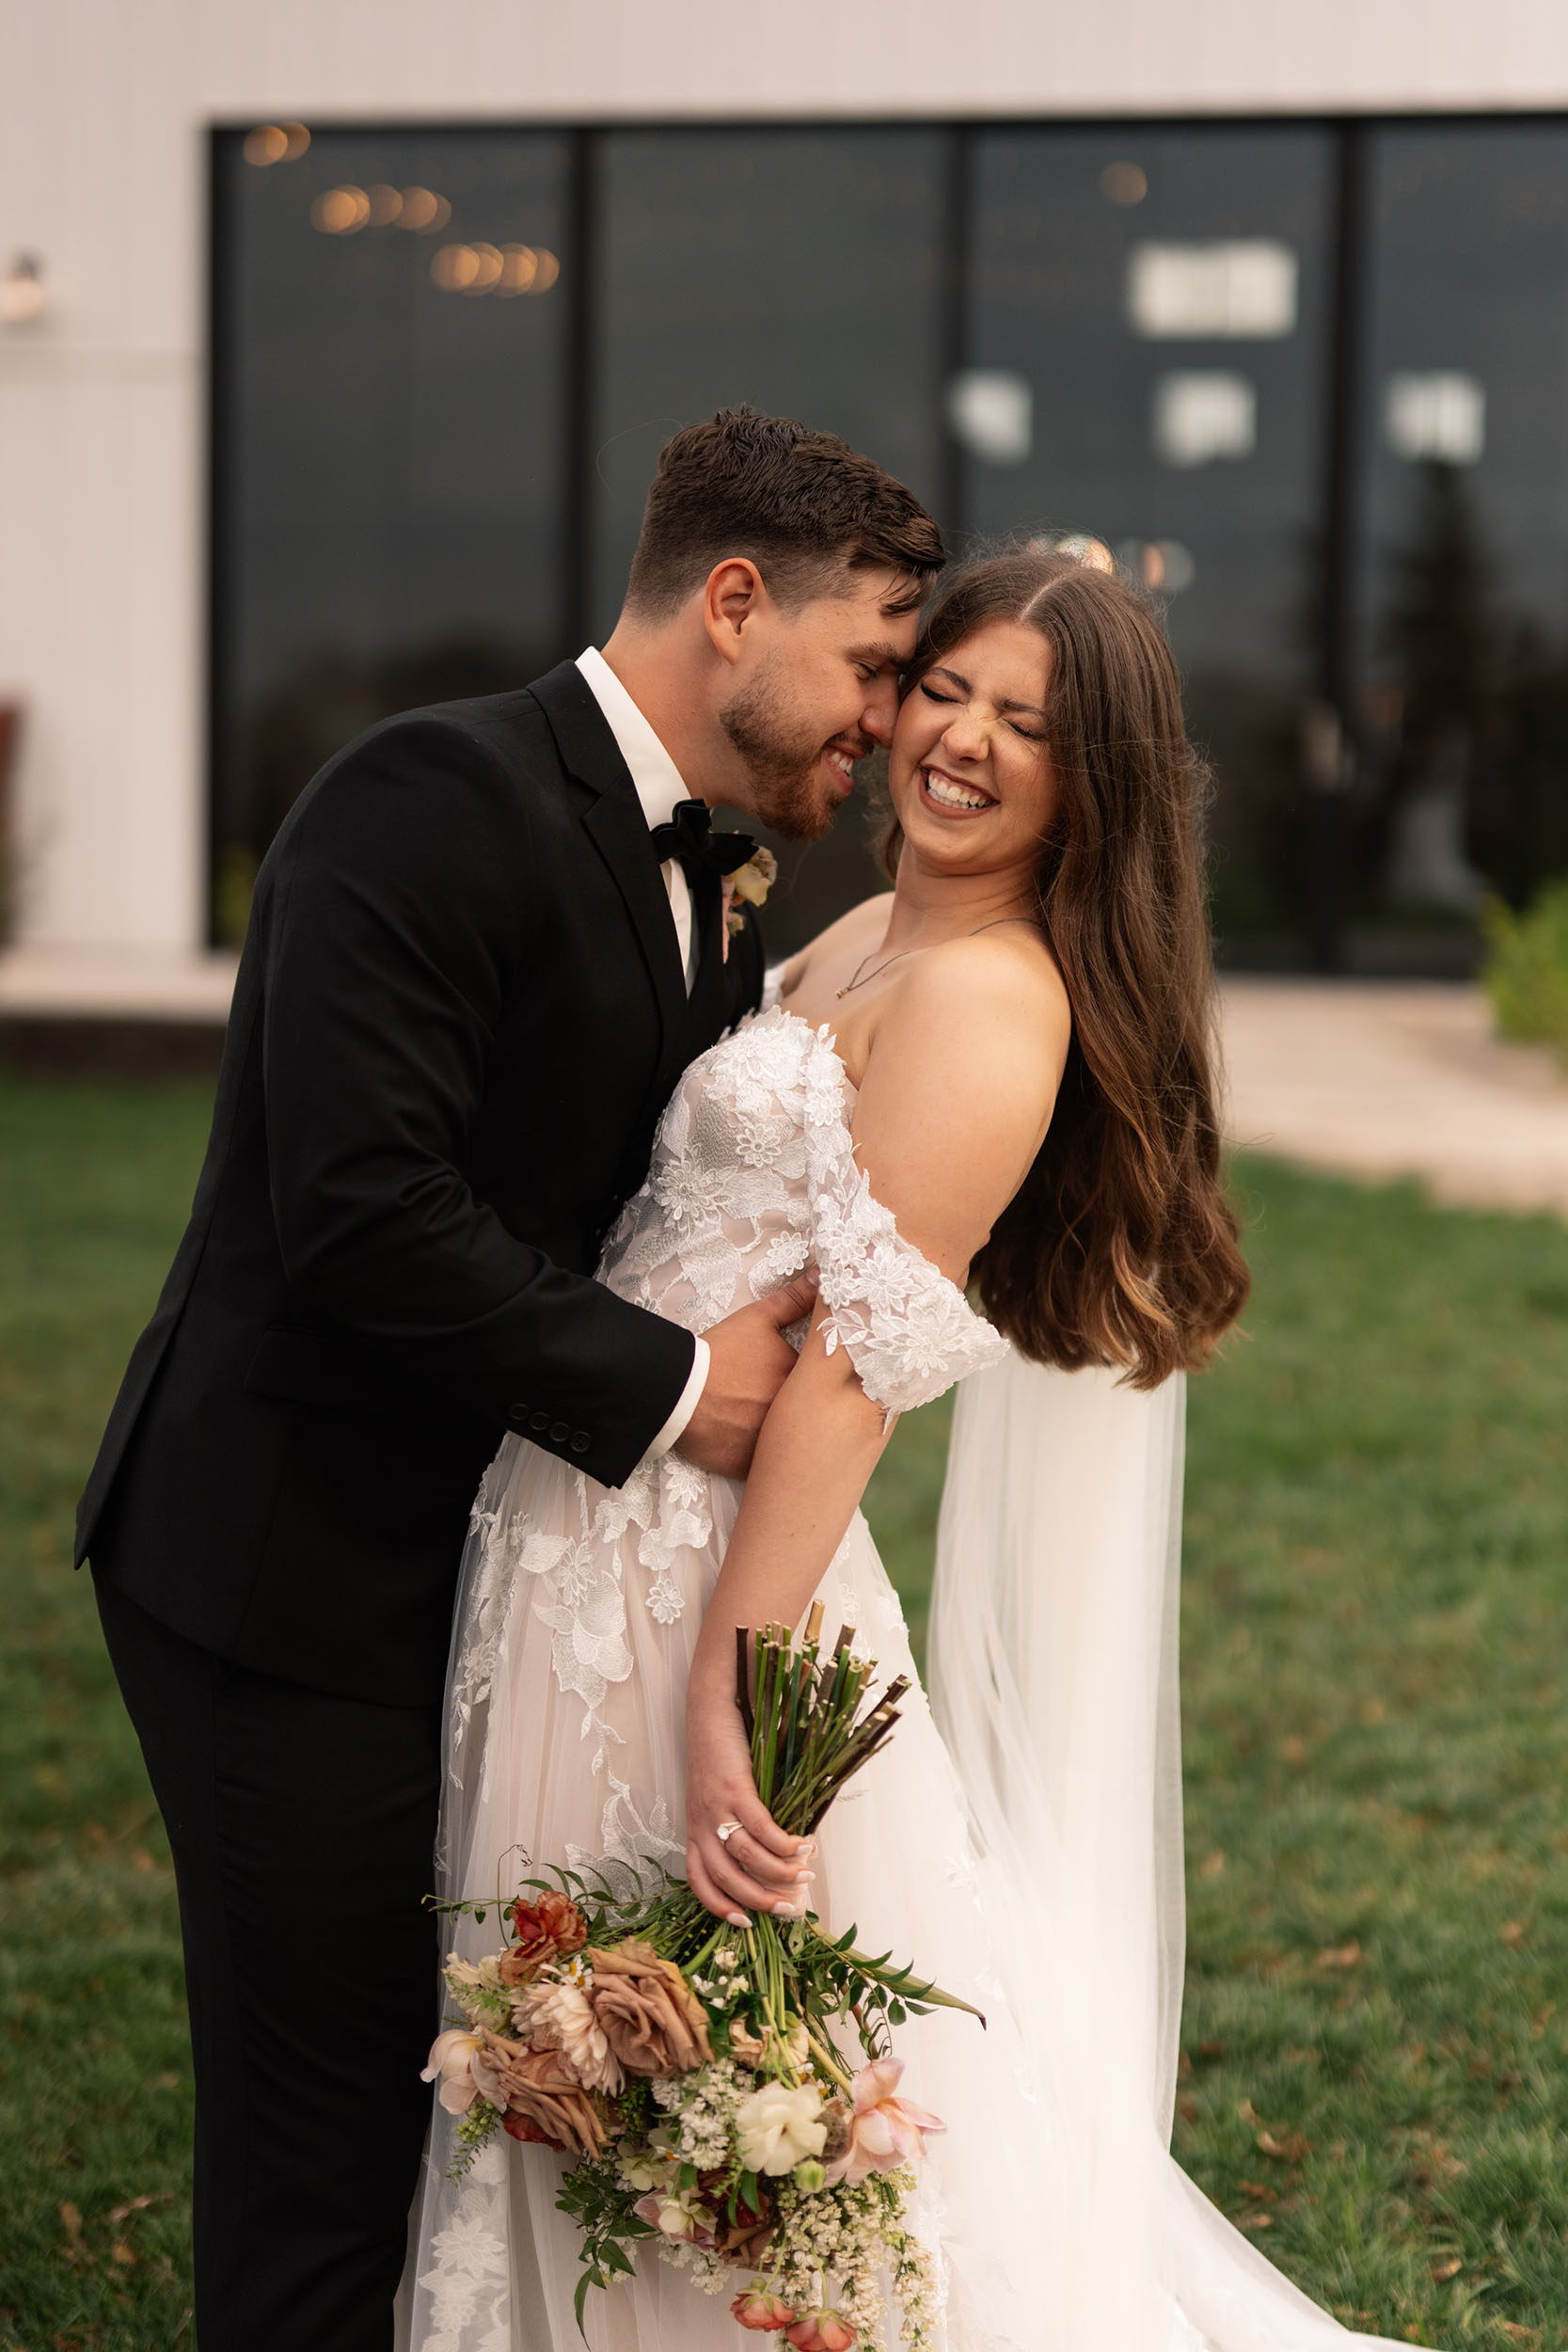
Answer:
[{"xmin": 424, "ymin": 1607, "xmax": 982, "ymax": 2349}]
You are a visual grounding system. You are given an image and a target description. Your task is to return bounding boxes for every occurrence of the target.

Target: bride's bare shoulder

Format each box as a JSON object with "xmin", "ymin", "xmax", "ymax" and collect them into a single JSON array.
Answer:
[
  {"xmin": 778, "ymin": 892, "xmax": 895, "ymax": 993},
  {"xmin": 869, "ymin": 924, "xmax": 1071, "ymax": 1108}
]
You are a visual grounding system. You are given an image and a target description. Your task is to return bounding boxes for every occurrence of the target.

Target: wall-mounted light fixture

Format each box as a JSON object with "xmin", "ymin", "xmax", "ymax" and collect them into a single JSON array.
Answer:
[{"xmin": 0, "ymin": 254, "xmax": 46, "ymax": 326}]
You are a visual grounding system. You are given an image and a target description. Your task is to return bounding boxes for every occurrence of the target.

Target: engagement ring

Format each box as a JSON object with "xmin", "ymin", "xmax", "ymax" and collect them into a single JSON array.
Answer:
[{"xmin": 715, "ymin": 1820, "xmax": 742, "ymax": 1843}]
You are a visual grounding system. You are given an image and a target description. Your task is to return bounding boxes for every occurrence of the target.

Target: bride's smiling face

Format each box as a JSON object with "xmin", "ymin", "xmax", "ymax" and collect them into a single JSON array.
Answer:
[{"xmin": 888, "ymin": 619, "xmax": 1058, "ymax": 877}]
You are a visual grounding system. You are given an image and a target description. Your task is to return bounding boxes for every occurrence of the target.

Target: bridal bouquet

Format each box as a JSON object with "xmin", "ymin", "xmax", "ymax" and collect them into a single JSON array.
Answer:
[{"xmin": 423, "ymin": 1606, "xmax": 980, "ymax": 2348}]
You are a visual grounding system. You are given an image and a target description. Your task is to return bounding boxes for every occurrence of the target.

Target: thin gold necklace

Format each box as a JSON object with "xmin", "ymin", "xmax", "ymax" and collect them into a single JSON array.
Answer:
[{"xmin": 834, "ymin": 915, "xmax": 1038, "ymax": 1000}]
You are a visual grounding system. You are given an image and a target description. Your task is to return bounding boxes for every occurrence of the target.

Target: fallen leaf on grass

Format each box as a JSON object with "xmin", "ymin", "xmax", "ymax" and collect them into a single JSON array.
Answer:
[
  {"xmin": 1236, "ymin": 2098, "xmax": 1259, "ymax": 2124},
  {"xmin": 132, "ymin": 1848, "xmax": 156, "ymax": 1873},
  {"xmin": 1498, "ymin": 2325, "xmax": 1537, "ymax": 2344},
  {"xmin": 59, "ymin": 2203, "xmax": 87, "ymax": 2263},
  {"xmin": 1236, "ymin": 2209, "xmax": 1274, "ymax": 2232},
  {"xmin": 1430, "ymin": 2258, "xmax": 1462, "ymax": 2282},
  {"xmin": 1238, "ymin": 2180, "xmax": 1279, "ymax": 2203},
  {"xmin": 1177, "ymin": 2096, "xmax": 1200, "ymax": 2123},
  {"xmin": 1314, "ymin": 1941, "xmax": 1362, "ymax": 1972},
  {"xmin": 1279, "ymin": 1736, "xmax": 1308, "ymax": 1766},
  {"xmin": 1501, "ymin": 1919, "xmax": 1528, "ymax": 1948},
  {"xmin": 1257, "ymin": 2129, "xmax": 1312, "ymax": 2162},
  {"xmin": 106, "ymin": 2193, "xmax": 168, "ymax": 2226},
  {"xmin": 111, "ymin": 2242, "xmax": 135, "ymax": 2266},
  {"xmin": 1199, "ymin": 1851, "xmax": 1227, "ymax": 1880}
]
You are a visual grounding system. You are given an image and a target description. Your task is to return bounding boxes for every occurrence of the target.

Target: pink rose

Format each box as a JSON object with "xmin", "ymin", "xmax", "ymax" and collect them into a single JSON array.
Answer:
[
  {"xmin": 732, "ymin": 2288, "xmax": 797, "ymax": 2332},
  {"xmin": 823, "ymin": 2058, "xmax": 944, "ymax": 2186},
  {"xmin": 785, "ymin": 2312, "xmax": 857, "ymax": 2351}
]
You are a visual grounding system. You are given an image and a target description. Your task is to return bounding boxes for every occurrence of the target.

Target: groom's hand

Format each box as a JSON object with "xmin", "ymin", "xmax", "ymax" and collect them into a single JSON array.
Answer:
[{"xmin": 675, "ymin": 1268, "xmax": 819, "ymax": 1480}]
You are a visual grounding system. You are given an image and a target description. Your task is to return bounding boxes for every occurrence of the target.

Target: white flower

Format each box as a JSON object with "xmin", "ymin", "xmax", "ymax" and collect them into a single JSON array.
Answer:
[
  {"xmin": 515, "ymin": 1979, "xmax": 623, "ymax": 2093},
  {"xmin": 420, "ymin": 2028, "xmax": 485, "ymax": 2115},
  {"xmin": 735, "ymin": 2079, "xmax": 828, "ymax": 2176},
  {"xmin": 445, "ymin": 1952, "xmax": 504, "ymax": 1994}
]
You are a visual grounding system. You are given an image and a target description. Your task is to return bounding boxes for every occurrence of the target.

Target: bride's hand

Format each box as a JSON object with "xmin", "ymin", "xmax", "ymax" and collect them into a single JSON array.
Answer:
[{"xmin": 685, "ymin": 1672, "xmax": 816, "ymax": 1927}]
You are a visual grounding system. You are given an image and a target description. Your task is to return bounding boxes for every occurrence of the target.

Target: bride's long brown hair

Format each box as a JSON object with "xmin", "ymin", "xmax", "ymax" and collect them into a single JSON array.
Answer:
[{"xmin": 883, "ymin": 549, "xmax": 1249, "ymax": 1386}]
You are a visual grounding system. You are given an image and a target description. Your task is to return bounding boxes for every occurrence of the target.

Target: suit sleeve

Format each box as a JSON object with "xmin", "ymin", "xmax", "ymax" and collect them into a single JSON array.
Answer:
[{"xmin": 260, "ymin": 713, "xmax": 696, "ymax": 1487}]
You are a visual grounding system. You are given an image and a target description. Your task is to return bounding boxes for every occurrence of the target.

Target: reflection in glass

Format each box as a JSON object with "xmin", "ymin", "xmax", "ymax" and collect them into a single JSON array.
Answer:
[
  {"xmin": 1364, "ymin": 126, "xmax": 1568, "ymax": 922},
  {"xmin": 967, "ymin": 127, "xmax": 1336, "ymax": 949},
  {"xmin": 213, "ymin": 128, "xmax": 572, "ymax": 941},
  {"xmin": 591, "ymin": 128, "xmax": 952, "ymax": 950}
]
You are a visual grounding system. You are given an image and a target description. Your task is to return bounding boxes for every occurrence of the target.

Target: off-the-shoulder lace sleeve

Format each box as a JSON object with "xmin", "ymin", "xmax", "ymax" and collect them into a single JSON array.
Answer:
[{"xmin": 804, "ymin": 1082, "xmax": 1009, "ymax": 1416}]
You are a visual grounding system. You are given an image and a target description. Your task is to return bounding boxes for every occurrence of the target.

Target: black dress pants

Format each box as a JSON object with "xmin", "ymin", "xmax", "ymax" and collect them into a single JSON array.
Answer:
[{"xmin": 94, "ymin": 1572, "xmax": 442, "ymax": 2352}]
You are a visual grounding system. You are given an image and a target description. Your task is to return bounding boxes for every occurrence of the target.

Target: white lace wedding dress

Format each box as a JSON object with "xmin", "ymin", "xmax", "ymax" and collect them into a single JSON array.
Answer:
[{"xmin": 399, "ymin": 1005, "xmax": 1414, "ymax": 2352}]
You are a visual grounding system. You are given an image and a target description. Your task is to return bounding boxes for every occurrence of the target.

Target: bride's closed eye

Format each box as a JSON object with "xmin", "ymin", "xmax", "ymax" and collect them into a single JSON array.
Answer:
[{"xmin": 919, "ymin": 680, "xmax": 1046, "ymax": 743}]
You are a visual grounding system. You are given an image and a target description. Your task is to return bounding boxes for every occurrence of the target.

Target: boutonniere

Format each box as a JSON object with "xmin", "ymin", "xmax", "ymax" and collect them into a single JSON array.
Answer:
[{"xmin": 721, "ymin": 848, "xmax": 778, "ymax": 959}]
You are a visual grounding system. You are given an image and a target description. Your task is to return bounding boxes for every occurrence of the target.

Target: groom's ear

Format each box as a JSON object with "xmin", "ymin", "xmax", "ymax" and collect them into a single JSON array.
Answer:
[{"xmin": 703, "ymin": 558, "xmax": 768, "ymax": 665}]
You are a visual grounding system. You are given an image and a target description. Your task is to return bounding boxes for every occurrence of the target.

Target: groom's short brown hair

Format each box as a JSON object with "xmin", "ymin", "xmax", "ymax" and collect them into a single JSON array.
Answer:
[{"xmin": 625, "ymin": 406, "xmax": 944, "ymax": 619}]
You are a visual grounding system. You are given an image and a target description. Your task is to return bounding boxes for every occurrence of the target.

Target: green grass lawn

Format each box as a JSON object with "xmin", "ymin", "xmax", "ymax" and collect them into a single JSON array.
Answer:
[{"xmin": 3, "ymin": 1079, "xmax": 1567, "ymax": 2349}]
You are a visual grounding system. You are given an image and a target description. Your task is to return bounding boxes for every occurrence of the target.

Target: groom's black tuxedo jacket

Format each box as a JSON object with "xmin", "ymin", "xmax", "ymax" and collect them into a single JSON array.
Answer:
[{"xmin": 78, "ymin": 662, "xmax": 764, "ymax": 1706}]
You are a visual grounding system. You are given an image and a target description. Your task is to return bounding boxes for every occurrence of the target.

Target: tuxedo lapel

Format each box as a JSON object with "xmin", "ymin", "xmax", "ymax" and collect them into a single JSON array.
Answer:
[{"xmin": 529, "ymin": 662, "xmax": 688, "ymax": 1056}]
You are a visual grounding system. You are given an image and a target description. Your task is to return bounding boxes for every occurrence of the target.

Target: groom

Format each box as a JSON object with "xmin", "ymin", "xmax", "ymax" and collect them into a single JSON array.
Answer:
[{"xmin": 78, "ymin": 406, "xmax": 943, "ymax": 2350}]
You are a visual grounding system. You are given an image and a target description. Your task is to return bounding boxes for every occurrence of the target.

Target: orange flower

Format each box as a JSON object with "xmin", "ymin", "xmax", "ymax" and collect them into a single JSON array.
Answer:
[
  {"xmin": 499, "ymin": 1890, "xmax": 588, "ymax": 1984},
  {"xmin": 485, "ymin": 2038, "xmax": 610, "ymax": 2158},
  {"xmin": 785, "ymin": 2312, "xmax": 856, "ymax": 2350},
  {"xmin": 732, "ymin": 2288, "xmax": 797, "ymax": 2331}
]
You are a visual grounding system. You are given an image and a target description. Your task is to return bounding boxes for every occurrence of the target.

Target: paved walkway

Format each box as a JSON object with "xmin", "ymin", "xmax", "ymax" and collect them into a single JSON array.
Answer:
[{"xmin": 1219, "ymin": 980, "xmax": 1568, "ymax": 1217}]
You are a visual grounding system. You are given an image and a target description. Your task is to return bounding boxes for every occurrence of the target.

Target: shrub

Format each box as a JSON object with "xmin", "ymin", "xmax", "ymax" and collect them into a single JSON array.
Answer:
[{"xmin": 1481, "ymin": 880, "xmax": 1568, "ymax": 1064}]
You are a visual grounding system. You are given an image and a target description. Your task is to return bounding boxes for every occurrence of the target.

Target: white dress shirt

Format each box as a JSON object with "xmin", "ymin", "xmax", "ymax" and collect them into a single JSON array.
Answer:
[{"xmin": 575, "ymin": 646, "xmax": 710, "ymax": 1459}]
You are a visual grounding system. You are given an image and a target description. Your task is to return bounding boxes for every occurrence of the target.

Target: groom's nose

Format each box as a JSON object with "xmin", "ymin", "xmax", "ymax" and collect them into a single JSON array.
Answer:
[{"xmin": 859, "ymin": 674, "xmax": 900, "ymax": 745}]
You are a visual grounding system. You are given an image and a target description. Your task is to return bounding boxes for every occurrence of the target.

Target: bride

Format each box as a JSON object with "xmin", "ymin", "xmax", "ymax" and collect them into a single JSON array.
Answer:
[{"xmin": 402, "ymin": 549, "xmax": 1413, "ymax": 2351}]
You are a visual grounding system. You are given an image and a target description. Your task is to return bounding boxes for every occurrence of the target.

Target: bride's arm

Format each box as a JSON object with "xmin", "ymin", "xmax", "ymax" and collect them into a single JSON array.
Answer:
[{"xmin": 684, "ymin": 938, "xmax": 1070, "ymax": 1925}]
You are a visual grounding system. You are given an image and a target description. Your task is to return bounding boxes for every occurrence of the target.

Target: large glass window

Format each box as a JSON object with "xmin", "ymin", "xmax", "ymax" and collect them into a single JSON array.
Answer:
[
  {"xmin": 212, "ymin": 128, "xmax": 574, "ymax": 940},
  {"xmin": 212, "ymin": 114, "xmax": 1568, "ymax": 968},
  {"xmin": 589, "ymin": 127, "xmax": 953, "ymax": 945},
  {"xmin": 964, "ymin": 128, "xmax": 1335, "ymax": 950},
  {"xmin": 1359, "ymin": 124, "xmax": 1568, "ymax": 939}
]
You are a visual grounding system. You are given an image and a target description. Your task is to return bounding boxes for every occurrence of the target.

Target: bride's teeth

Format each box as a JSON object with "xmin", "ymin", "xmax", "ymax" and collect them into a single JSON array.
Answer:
[{"xmin": 924, "ymin": 771, "xmax": 991, "ymax": 811}]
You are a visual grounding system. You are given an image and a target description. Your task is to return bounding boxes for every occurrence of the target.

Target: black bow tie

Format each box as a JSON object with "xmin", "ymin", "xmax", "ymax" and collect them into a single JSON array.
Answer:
[{"xmin": 648, "ymin": 799, "xmax": 757, "ymax": 885}]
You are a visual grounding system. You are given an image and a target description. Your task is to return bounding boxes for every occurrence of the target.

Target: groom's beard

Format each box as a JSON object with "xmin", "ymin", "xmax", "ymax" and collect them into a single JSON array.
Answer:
[{"xmin": 719, "ymin": 675, "xmax": 865, "ymax": 844}]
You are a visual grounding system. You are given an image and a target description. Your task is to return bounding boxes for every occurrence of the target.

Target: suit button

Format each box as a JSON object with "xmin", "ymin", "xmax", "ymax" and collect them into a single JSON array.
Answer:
[
  {"xmin": 510, "ymin": 1402, "xmax": 530, "ymax": 1421},
  {"xmin": 570, "ymin": 1432, "xmax": 590, "ymax": 1454},
  {"xmin": 529, "ymin": 1411, "xmax": 550, "ymax": 1434},
  {"xmin": 549, "ymin": 1420, "xmax": 571, "ymax": 1443}
]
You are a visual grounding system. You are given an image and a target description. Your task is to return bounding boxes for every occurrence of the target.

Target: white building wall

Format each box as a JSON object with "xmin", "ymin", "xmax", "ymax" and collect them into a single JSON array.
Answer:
[{"xmin": 5, "ymin": 0, "xmax": 1568, "ymax": 949}]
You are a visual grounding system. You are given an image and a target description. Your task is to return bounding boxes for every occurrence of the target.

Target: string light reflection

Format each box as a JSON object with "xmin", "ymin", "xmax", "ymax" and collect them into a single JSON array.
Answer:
[
  {"xmin": 245, "ymin": 123, "xmax": 310, "ymax": 167},
  {"xmin": 311, "ymin": 186, "xmax": 371, "ymax": 235},
  {"xmin": 431, "ymin": 243, "xmax": 561, "ymax": 296}
]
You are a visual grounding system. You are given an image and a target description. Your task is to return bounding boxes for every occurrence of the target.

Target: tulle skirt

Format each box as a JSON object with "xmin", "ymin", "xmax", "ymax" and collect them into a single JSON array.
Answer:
[{"xmin": 400, "ymin": 1360, "xmax": 1418, "ymax": 2352}]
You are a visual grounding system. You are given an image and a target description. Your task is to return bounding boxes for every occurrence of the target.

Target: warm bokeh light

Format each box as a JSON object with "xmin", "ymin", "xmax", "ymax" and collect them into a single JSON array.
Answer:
[
  {"xmin": 245, "ymin": 123, "xmax": 310, "ymax": 167},
  {"xmin": 366, "ymin": 183, "xmax": 404, "ymax": 228},
  {"xmin": 497, "ymin": 244, "xmax": 538, "ymax": 294},
  {"xmin": 1101, "ymin": 160, "xmax": 1148, "ymax": 205},
  {"xmin": 431, "ymin": 241, "xmax": 562, "ymax": 298},
  {"xmin": 399, "ymin": 187, "xmax": 451, "ymax": 233},
  {"xmin": 430, "ymin": 244, "xmax": 480, "ymax": 292},
  {"xmin": 244, "ymin": 126, "xmax": 290, "ymax": 167},
  {"xmin": 312, "ymin": 186, "xmax": 372, "ymax": 235}
]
